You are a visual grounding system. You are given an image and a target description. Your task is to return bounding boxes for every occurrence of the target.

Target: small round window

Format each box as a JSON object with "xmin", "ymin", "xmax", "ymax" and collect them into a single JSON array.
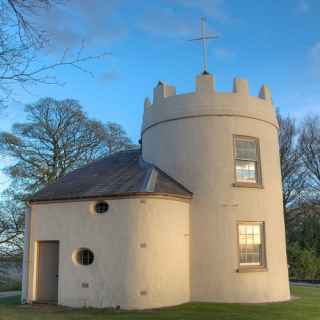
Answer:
[
  {"xmin": 75, "ymin": 248, "xmax": 94, "ymax": 266},
  {"xmin": 95, "ymin": 202, "xmax": 109, "ymax": 214}
]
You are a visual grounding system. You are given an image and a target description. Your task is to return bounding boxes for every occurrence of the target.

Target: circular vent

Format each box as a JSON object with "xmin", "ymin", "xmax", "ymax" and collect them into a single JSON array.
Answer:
[
  {"xmin": 75, "ymin": 248, "xmax": 94, "ymax": 266},
  {"xmin": 94, "ymin": 202, "xmax": 109, "ymax": 214}
]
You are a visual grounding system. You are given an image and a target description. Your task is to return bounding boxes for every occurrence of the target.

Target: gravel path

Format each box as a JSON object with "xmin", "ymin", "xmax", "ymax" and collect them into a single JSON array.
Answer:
[{"xmin": 291, "ymin": 281, "xmax": 320, "ymax": 287}]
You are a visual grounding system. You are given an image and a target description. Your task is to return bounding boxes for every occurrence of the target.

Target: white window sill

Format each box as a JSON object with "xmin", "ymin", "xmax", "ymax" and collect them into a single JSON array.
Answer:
[
  {"xmin": 232, "ymin": 182, "xmax": 264, "ymax": 189},
  {"xmin": 236, "ymin": 267, "xmax": 268, "ymax": 273}
]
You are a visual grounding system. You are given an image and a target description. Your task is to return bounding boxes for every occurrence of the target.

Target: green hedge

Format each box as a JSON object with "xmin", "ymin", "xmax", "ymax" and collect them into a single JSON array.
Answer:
[{"xmin": 287, "ymin": 243, "xmax": 320, "ymax": 280}]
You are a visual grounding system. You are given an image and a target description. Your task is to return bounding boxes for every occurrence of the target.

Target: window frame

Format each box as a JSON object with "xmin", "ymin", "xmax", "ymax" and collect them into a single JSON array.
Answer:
[
  {"xmin": 233, "ymin": 135, "xmax": 263, "ymax": 188},
  {"xmin": 74, "ymin": 248, "xmax": 95, "ymax": 266},
  {"xmin": 94, "ymin": 201, "xmax": 109, "ymax": 215},
  {"xmin": 236, "ymin": 221, "xmax": 267, "ymax": 272}
]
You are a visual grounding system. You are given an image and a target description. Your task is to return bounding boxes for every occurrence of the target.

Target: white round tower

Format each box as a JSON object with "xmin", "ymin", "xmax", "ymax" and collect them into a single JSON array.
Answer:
[{"xmin": 141, "ymin": 72, "xmax": 290, "ymax": 303}]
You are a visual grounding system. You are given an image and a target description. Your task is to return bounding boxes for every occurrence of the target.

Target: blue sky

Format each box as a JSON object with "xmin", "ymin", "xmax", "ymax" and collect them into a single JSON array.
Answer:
[{"xmin": 0, "ymin": 0, "xmax": 319, "ymax": 189}]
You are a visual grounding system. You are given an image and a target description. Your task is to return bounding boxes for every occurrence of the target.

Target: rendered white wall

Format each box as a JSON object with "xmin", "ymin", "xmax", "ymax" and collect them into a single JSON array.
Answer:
[
  {"xmin": 28, "ymin": 198, "xmax": 190, "ymax": 309},
  {"xmin": 142, "ymin": 75, "xmax": 290, "ymax": 303}
]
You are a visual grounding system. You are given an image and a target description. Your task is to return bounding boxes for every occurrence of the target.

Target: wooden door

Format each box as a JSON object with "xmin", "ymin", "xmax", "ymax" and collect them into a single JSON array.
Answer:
[{"xmin": 37, "ymin": 241, "xmax": 59, "ymax": 302}]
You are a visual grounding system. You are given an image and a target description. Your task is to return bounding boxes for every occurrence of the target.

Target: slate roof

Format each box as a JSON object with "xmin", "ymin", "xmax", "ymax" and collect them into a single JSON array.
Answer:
[{"xmin": 30, "ymin": 149, "xmax": 192, "ymax": 203}]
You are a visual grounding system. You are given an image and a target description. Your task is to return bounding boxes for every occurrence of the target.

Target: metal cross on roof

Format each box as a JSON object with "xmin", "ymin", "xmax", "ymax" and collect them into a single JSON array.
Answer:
[{"xmin": 189, "ymin": 17, "xmax": 219, "ymax": 73}]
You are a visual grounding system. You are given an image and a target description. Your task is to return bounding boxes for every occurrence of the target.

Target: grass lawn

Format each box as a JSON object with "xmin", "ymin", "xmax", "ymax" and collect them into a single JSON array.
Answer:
[{"xmin": 0, "ymin": 285, "xmax": 319, "ymax": 320}]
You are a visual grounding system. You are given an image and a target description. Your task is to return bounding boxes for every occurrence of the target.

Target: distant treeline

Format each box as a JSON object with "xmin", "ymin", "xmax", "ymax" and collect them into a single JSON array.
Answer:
[{"xmin": 278, "ymin": 112, "xmax": 320, "ymax": 279}]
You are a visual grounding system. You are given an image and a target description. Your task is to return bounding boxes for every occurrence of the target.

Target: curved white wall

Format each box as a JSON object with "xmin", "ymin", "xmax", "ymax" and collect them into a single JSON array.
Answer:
[
  {"xmin": 28, "ymin": 197, "xmax": 190, "ymax": 309},
  {"xmin": 142, "ymin": 75, "xmax": 290, "ymax": 303},
  {"xmin": 26, "ymin": 74, "xmax": 290, "ymax": 308}
]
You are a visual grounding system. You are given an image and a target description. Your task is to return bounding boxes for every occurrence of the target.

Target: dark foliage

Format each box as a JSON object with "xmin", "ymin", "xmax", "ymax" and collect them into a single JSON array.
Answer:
[{"xmin": 278, "ymin": 113, "xmax": 320, "ymax": 279}]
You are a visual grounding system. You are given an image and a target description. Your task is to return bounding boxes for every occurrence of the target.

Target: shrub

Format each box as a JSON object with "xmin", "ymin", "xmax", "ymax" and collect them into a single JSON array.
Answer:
[{"xmin": 287, "ymin": 243, "xmax": 320, "ymax": 280}]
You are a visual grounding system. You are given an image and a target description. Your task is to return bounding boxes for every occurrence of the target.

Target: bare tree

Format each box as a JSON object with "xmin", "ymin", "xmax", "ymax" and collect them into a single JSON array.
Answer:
[
  {"xmin": 299, "ymin": 115, "xmax": 320, "ymax": 198},
  {"xmin": 0, "ymin": 0, "xmax": 108, "ymax": 108},
  {"xmin": 0, "ymin": 98, "xmax": 135, "ymax": 196},
  {"xmin": 0, "ymin": 98, "xmax": 108, "ymax": 195},
  {"xmin": 102, "ymin": 122, "xmax": 136, "ymax": 155},
  {"xmin": 0, "ymin": 97, "xmax": 135, "ymax": 255},
  {"xmin": 0, "ymin": 197, "xmax": 24, "ymax": 256},
  {"xmin": 277, "ymin": 112, "xmax": 305, "ymax": 212}
]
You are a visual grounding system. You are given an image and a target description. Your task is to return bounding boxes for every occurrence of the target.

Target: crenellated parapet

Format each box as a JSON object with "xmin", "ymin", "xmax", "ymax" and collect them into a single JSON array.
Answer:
[
  {"xmin": 141, "ymin": 72, "xmax": 290, "ymax": 305},
  {"xmin": 142, "ymin": 73, "xmax": 278, "ymax": 134},
  {"xmin": 153, "ymin": 81, "xmax": 176, "ymax": 104}
]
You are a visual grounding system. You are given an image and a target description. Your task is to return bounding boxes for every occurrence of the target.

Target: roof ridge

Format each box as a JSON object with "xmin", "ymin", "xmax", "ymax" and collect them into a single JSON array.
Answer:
[{"xmin": 152, "ymin": 165, "xmax": 193, "ymax": 195}]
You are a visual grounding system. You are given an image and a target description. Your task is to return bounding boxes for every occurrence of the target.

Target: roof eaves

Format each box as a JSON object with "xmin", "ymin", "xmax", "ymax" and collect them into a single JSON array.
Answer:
[{"xmin": 29, "ymin": 191, "xmax": 193, "ymax": 204}]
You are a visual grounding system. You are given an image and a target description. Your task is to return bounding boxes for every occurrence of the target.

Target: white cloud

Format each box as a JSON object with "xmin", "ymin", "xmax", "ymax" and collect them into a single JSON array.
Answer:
[
  {"xmin": 32, "ymin": 0, "xmax": 229, "ymax": 48},
  {"xmin": 23, "ymin": 0, "xmax": 230, "ymax": 82},
  {"xmin": 32, "ymin": 0, "xmax": 127, "ymax": 51},
  {"xmin": 125, "ymin": 0, "xmax": 228, "ymax": 40},
  {"xmin": 137, "ymin": 0, "xmax": 225, "ymax": 39}
]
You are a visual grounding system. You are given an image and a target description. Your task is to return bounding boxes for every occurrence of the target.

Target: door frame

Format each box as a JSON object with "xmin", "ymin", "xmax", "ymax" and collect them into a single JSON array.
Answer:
[{"xmin": 35, "ymin": 240, "xmax": 60, "ymax": 303}]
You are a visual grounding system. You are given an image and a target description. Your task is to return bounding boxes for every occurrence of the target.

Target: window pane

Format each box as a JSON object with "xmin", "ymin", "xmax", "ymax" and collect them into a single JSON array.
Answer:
[
  {"xmin": 236, "ymin": 160, "xmax": 257, "ymax": 183},
  {"xmin": 236, "ymin": 138, "xmax": 257, "ymax": 161},
  {"xmin": 76, "ymin": 248, "xmax": 94, "ymax": 266},
  {"xmin": 238, "ymin": 223, "xmax": 264, "ymax": 266}
]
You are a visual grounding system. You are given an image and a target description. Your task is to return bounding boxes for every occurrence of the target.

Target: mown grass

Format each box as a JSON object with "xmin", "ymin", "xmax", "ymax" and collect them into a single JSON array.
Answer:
[{"xmin": 0, "ymin": 285, "xmax": 319, "ymax": 320}]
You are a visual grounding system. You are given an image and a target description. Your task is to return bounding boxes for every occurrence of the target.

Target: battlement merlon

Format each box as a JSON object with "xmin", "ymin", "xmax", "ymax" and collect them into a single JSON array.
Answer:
[
  {"xmin": 142, "ymin": 74, "xmax": 278, "ymax": 134},
  {"xmin": 150, "ymin": 74, "xmax": 273, "ymax": 103},
  {"xmin": 259, "ymin": 85, "xmax": 272, "ymax": 100},
  {"xmin": 153, "ymin": 81, "xmax": 176, "ymax": 104},
  {"xmin": 196, "ymin": 72, "xmax": 215, "ymax": 94}
]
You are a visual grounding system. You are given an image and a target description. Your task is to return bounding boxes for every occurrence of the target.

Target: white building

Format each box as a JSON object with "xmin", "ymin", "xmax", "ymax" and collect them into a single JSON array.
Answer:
[{"xmin": 22, "ymin": 72, "xmax": 290, "ymax": 309}]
